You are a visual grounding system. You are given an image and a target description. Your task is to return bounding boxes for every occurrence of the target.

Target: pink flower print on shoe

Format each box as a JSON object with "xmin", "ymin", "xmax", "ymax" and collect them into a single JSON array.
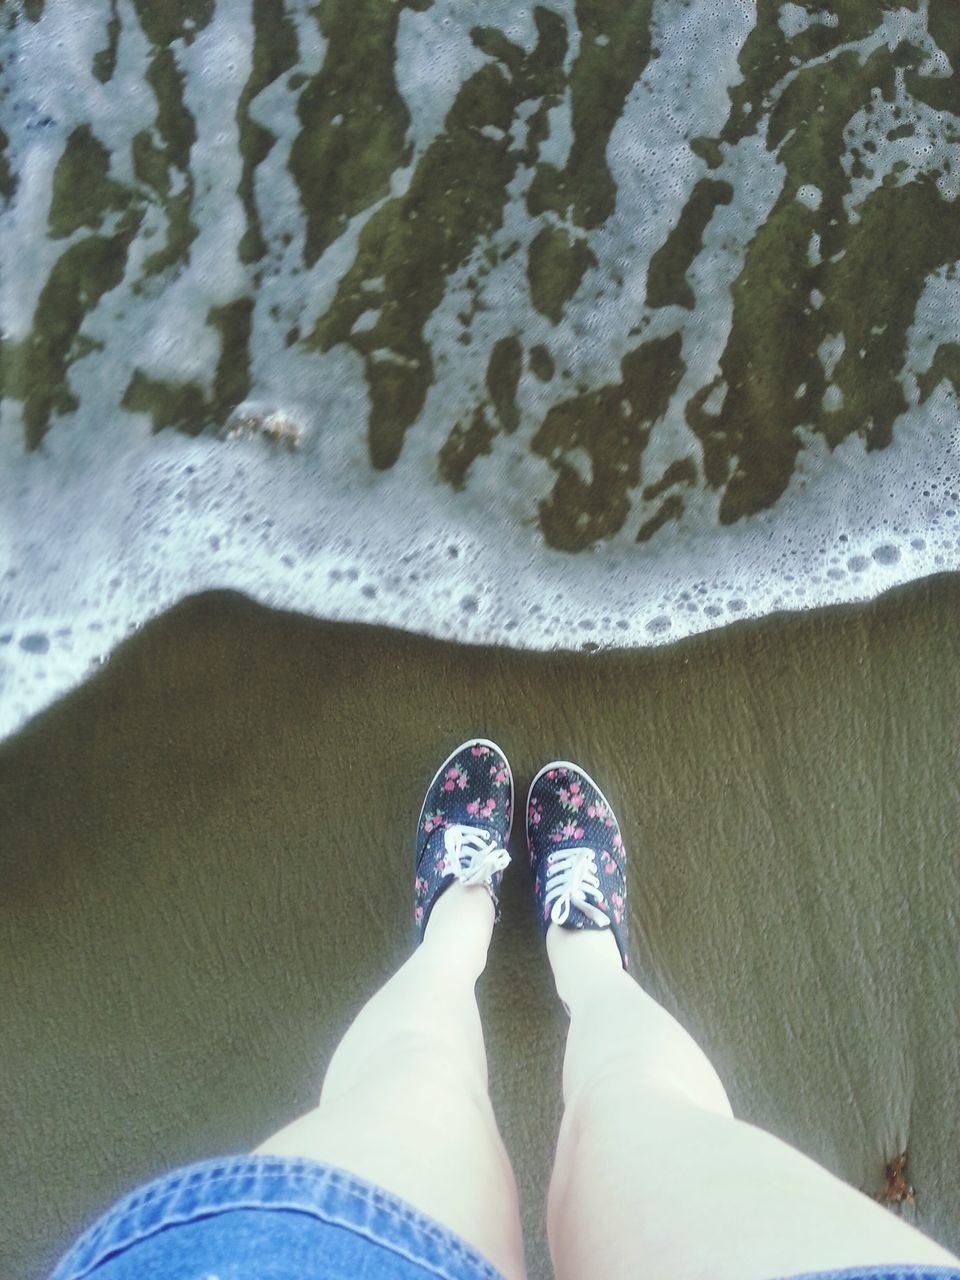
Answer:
[
  {"xmin": 442, "ymin": 764, "xmax": 470, "ymax": 793},
  {"xmin": 528, "ymin": 796, "xmax": 544, "ymax": 830},
  {"xmin": 414, "ymin": 739, "xmax": 514, "ymax": 948},
  {"xmin": 525, "ymin": 761, "xmax": 629, "ymax": 973}
]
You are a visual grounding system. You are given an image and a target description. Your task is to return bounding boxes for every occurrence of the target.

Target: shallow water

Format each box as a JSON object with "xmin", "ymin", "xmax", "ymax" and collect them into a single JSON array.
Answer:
[{"xmin": 1, "ymin": 0, "xmax": 959, "ymax": 740}]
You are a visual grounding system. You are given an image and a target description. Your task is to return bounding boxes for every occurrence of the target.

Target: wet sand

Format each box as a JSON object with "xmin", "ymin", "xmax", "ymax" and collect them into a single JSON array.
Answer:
[{"xmin": 2, "ymin": 574, "xmax": 959, "ymax": 1280}]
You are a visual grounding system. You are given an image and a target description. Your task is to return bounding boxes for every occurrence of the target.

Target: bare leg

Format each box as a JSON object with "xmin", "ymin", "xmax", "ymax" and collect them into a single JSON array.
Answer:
[
  {"xmin": 545, "ymin": 926, "xmax": 958, "ymax": 1280},
  {"xmin": 256, "ymin": 883, "xmax": 526, "ymax": 1280}
]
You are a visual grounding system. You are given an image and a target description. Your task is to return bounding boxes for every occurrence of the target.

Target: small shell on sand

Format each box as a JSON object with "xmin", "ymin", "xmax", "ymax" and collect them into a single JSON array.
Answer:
[
  {"xmin": 873, "ymin": 1152, "xmax": 915, "ymax": 1210},
  {"xmin": 222, "ymin": 407, "xmax": 304, "ymax": 450}
]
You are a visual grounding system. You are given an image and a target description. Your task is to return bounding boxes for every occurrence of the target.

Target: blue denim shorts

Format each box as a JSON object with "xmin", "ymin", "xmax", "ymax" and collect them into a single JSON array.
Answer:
[
  {"xmin": 780, "ymin": 1272, "xmax": 960, "ymax": 1280},
  {"xmin": 47, "ymin": 1152, "xmax": 960, "ymax": 1280},
  {"xmin": 48, "ymin": 1154, "xmax": 506, "ymax": 1280}
]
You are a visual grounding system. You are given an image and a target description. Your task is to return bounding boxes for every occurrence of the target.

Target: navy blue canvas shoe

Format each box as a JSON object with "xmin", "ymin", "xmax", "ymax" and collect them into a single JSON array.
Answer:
[
  {"xmin": 414, "ymin": 739, "xmax": 513, "ymax": 946},
  {"xmin": 526, "ymin": 761, "xmax": 630, "ymax": 973}
]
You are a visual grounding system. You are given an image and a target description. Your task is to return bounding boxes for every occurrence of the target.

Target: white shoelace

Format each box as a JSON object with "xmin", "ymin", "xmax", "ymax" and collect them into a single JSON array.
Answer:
[
  {"xmin": 544, "ymin": 846, "xmax": 612, "ymax": 928},
  {"xmin": 441, "ymin": 824, "xmax": 511, "ymax": 887}
]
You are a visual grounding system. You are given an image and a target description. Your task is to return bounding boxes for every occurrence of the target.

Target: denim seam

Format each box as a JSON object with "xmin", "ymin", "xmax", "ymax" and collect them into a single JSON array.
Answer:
[
  {"xmin": 54, "ymin": 1157, "xmax": 503, "ymax": 1280},
  {"xmin": 65, "ymin": 1203, "xmax": 496, "ymax": 1280}
]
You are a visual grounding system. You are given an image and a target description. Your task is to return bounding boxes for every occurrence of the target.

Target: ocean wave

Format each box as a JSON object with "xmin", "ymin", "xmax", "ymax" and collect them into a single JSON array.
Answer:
[{"xmin": 1, "ymin": 0, "xmax": 959, "ymax": 742}]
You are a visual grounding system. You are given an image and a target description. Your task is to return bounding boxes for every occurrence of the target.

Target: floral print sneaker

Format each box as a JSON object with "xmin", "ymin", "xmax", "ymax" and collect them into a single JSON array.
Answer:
[
  {"xmin": 526, "ymin": 761, "xmax": 629, "ymax": 972},
  {"xmin": 414, "ymin": 739, "xmax": 513, "ymax": 946}
]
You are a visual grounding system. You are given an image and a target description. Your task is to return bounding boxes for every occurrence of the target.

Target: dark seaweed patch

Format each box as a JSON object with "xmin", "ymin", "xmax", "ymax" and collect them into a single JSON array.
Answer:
[
  {"xmin": 289, "ymin": 0, "xmax": 430, "ymax": 270},
  {"xmin": 529, "ymin": 345, "xmax": 555, "ymax": 382},
  {"xmin": 13, "ymin": 216, "xmax": 142, "ymax": 449},
  {"xmin": 642, "ymin": 457, "xmax": 697, "ymax": 502},
  {"xmin": 906, "ymin": 5, "xmax": 960, "ymax": 116},
  {"xmin": 526, "ymin": 0, "xmax": 656, "ymax": 230},
  {"xmin": 685, "ymin": 36, "xmax": 958, "ymax": 523},
  {"xmin": 0, "ymin": 125, "xmax": 13, "ymax": 203},
  {"xmin": 534, "ymin": 334, "xmax": 684, "ymax": 550},
  {"xmin": 636, "ymin": 493, "xmax": 683, "ymax": 543},
  {"xmin": 646, "ymin": 179, "xmax": 733, "ymax": 310},
  {"xmin": 308, "ymin": 10, "xmax": 567, "ymax": 469},
  {"xmin": 126, "ymin": 0, "xmax": 211, "ymax": 279},
  {"xmin": 122, "ymin": 371, "xmax": 208, "ymax": 435},
  {"xmin": 236, "ymin": 0, "xmax": 299, "ymax": 265},
  {"xmin": 92, "ymin": 0, "xmax": 120, "ymax": 84},
  {"xmin": 121, "ymin": 296, "xmax": 254, "ymax": 435},
  {"xmin": 438, "ymin": 408, "xmax": 496, "ymax": 491},
  {"xmin": 527, "ymin": 225, "xmax": 597, "ymax": 322},
  {"xmin": 48, "ymin": 126, "xmax": 130, "ymax": 239},
  {"xmin": 486, "ymin": 337, "xmax": 523, "ymax": 434},
  {"xmin": 918, "ymin": 342, "xmax": 960, "ymax": 402}
]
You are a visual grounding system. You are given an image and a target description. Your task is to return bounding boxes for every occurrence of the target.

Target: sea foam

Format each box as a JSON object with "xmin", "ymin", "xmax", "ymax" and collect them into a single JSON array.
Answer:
[{"xmin": 1, "ymin": 0, "xmax": 958, "ymax": 743}]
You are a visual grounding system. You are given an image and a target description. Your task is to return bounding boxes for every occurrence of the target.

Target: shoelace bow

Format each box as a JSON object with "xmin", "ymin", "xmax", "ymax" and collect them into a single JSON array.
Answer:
[
  {"xmin": 544, "ymin": 846, "xmax": 612, "ymax": 928},
  {"xmin": 441, "ymin": 824, "xmax": 511, "ymax": 886}
]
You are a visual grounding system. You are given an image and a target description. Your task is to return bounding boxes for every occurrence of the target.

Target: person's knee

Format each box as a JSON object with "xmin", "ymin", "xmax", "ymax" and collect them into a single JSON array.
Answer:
[
  {"xmin": 324, "ymin": 1027, "xmax": 495, "ymax": 1132},
  {"xmin": 323, "ymin": 1021, "xmax": 488, "ymax": 1103},
  {"xmin": 389, "ymin": 1027, "xmax": 492, "ymax": 1112},
  {"xmin": 564, "ymin": 1051, "xmax": 733, "ymax": 1133}
]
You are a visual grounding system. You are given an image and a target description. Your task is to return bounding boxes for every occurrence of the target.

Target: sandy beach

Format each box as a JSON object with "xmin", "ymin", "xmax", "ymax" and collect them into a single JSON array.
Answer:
[{"xmin": 2, "ymin": 573, "xmax": 959, "ymax": 1280}]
